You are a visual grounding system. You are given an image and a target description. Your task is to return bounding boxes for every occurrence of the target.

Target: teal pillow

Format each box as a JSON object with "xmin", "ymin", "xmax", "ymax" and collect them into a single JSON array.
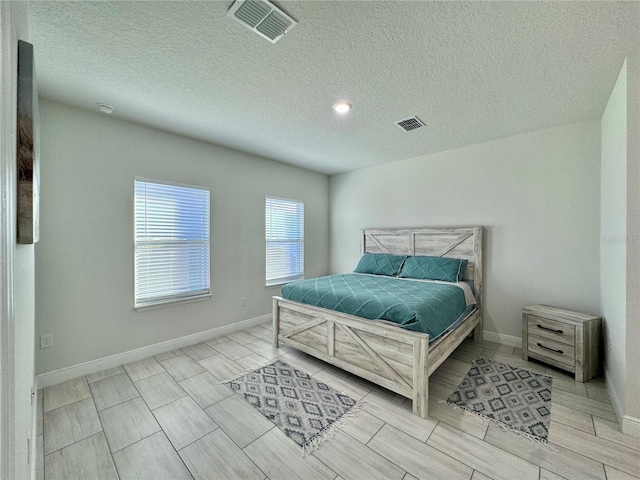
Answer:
[
  {"xmin": 353, "ymin": 253, "xmax": 407, "ymax": 276},
  {"xmin": 398, "ymin": 255, "xmax": 465, "ymax": 282}
]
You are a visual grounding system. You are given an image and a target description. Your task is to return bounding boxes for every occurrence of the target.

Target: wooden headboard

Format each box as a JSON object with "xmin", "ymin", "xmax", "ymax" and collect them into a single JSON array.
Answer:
[{"xmin": 360, "ymin": 227, "xmax": 483, "ymax": 305}]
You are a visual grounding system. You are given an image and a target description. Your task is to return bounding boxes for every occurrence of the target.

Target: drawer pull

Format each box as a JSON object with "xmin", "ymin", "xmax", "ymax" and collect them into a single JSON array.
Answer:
[
  {"xmin": 537, "ymin": 324, "xmax": 564, "ymax": 334},
  {"xmin": 537, "ymin": 343, "xmax": 563, "ymax": 355}
]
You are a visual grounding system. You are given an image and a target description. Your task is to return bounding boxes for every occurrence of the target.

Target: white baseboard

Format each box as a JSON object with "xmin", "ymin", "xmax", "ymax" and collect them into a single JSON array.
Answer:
[
  {"xmin": 482, "ymin": 330, "xmax": 522, "ymax": 348},
  {"xmin": 36, "ymin": 314, "xmax": 271, "ymax": 389},
  {"xmin": 604, "ymin": 368, "xmax": 640, "ymax": 438},
  {"xmin": 622, "ymin": 415, "xmax": 640, "ymax": 438},
  {"xmin": 604, "ymin": 367, "xmax": 624, "ymax": 424}
]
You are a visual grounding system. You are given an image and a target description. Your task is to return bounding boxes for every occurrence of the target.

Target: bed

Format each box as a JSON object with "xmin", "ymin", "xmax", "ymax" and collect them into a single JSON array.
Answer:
[{"xmin": 272, "ymin": 226, "xmax": 483, "ymax": 418}]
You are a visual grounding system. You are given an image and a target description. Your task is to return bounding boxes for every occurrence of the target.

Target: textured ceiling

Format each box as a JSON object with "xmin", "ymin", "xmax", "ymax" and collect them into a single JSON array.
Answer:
[{"xmin": 28, "ymin": 1, "xmax": 639, "ymax": 175}]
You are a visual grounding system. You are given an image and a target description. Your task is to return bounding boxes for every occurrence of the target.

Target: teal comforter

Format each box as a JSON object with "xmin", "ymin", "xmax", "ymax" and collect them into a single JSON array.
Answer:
[{"xmin": 281, "ymin": 273, "xmax": 472, "ymax": 339}]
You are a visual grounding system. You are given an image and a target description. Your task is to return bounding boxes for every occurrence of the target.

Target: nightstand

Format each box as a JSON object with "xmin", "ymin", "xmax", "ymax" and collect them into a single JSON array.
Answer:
[{"xmin": 522, "ymin": 305, "xmax": 601, "ymax": 382}]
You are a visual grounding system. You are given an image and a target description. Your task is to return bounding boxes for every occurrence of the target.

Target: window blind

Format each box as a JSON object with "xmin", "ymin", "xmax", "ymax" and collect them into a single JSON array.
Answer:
[
  {"xmin": 134, "ymin": 179, "xmax": 210, "ymax": 308},
  {"xmin": 266, "ymin": 196, "xmax": 304, "ymax": 286}
]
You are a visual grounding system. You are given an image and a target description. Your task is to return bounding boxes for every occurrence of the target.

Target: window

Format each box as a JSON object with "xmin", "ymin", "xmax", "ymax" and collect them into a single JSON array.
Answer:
[
  {"xmin": 134, "ymin": 178, "xmax": 210, "ymax": 308},
  {"xmin": 265, "ymin": 196, "xmax": 304, "ymax": 286}
]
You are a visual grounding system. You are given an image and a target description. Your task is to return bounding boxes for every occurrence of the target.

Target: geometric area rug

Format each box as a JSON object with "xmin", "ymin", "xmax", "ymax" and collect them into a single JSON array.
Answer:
[
  {"xmin": 226, "ymin": 359, "xmax": 360, "ymax": 455},
  {"xmin": 447, "ymin": 358, "xmax": 553, "ymax": 445}
]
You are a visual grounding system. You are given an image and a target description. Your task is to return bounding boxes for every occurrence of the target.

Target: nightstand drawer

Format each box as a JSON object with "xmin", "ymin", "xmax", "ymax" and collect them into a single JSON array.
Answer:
[
  {"xmin": 528, "ymin": 315, "xmax": 575, "ymax": 346},
  {"xmin": 528, "ymin": 334, "xmax": 575, "ymax": 368}
]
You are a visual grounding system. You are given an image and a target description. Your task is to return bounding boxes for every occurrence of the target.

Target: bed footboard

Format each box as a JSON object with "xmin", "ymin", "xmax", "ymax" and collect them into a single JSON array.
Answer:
[
  {"xmin": 273, "ymin": 297, "xmax": 481, "ymax": 419},
  {"xmin": 273, "ymin": 296, "xmax": 430, "ymax": 416}
]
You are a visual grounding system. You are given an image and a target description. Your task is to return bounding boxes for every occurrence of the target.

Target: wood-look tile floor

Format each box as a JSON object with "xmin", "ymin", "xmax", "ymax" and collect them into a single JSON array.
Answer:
[{"xmin": 37, "ymin": 321, "xmax": 640, "ymax": 480}]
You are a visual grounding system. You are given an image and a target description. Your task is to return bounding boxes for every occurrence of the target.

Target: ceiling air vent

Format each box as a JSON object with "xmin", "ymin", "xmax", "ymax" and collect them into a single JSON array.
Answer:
[
  {"xmin": 227, "ymin": 0, "xmax": 297, "ymax": 44},
  {"xmin": 395, "ymin": 116, "xmax": 426, "ymax": 132}
]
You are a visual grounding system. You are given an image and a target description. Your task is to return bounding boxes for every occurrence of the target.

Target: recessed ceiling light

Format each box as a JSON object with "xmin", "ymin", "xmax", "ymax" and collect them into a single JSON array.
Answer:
[
  {"xmin": 96, "ymin": 103, "xmax": 114, "ymax": 114},
  {"xmin": 333, "ymin": 102, "xmax": 352, "ymax": 114}
]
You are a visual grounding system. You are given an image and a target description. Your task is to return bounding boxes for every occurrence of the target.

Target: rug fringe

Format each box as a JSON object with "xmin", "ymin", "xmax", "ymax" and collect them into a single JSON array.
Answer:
[
  {"xmin": 446, "ymin": 401, "xmax": 554, "ymax": 450},
  {"xmin": 490, "ymin": 416, "xmax": 557, "ymax": 451},
  {"xmin": 473, "ymin": 358, "xmax": 552, "ymax": 380},
  {"xmin": 217, "ymin": 356, "xmax": 282, "ymax": 385},
  {"xmin": 301, "ymin": 398, "xmax": 364, "ymax": 457}
]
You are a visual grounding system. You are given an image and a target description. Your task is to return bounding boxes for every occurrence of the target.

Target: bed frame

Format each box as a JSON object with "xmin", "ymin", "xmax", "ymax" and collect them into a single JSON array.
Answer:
[{"xmin": 272, "ymin": 226, "xmax": 483, "ymax": 418}]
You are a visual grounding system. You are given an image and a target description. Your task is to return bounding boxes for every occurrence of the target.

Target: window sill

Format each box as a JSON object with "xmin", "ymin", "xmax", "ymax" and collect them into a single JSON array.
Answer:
[
  {"xmin": 265, "ymin": 278, "xmax": 304, "ymax": 288},
  {"xmin": 135, "ymin": 293, "xmax": 211, "ymax": 312}
]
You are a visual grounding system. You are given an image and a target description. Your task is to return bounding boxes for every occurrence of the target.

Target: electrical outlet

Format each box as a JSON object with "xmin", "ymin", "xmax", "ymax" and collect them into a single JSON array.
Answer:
[
  {"xmin": 40, "ymin": 334, "xmax": 53, "ymax": 349},
  {"xmin": 241, "ymin": 297, "xmax": 247, "ymax": 307}
]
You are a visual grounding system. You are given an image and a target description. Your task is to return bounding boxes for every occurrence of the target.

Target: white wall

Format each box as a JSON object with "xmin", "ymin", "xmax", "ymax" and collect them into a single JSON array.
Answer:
[
  {"xmin": 330, "ymin": 120, "xmax": 601, "ymax": 341},
  {"xmin": 0, "ymin": 2, "xmax": 36, "ymax": 479},
  {"xmin": 600, "ymin": 60, "xmax": 627, "ymax": 419},
  {"xmin": 14, "ymin": 245, "xmax": 34, "ymax": 479},
  {"xmin": 600, "ymin": 54, "xmax": 640, "ymax": 436},
  {"xmin": 624, "ymin": 50, "xmax": 640, "ymax": 435},
  {"xmin": 35, "ymin": 100, "xmax": 329, "ymax": 374}
]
